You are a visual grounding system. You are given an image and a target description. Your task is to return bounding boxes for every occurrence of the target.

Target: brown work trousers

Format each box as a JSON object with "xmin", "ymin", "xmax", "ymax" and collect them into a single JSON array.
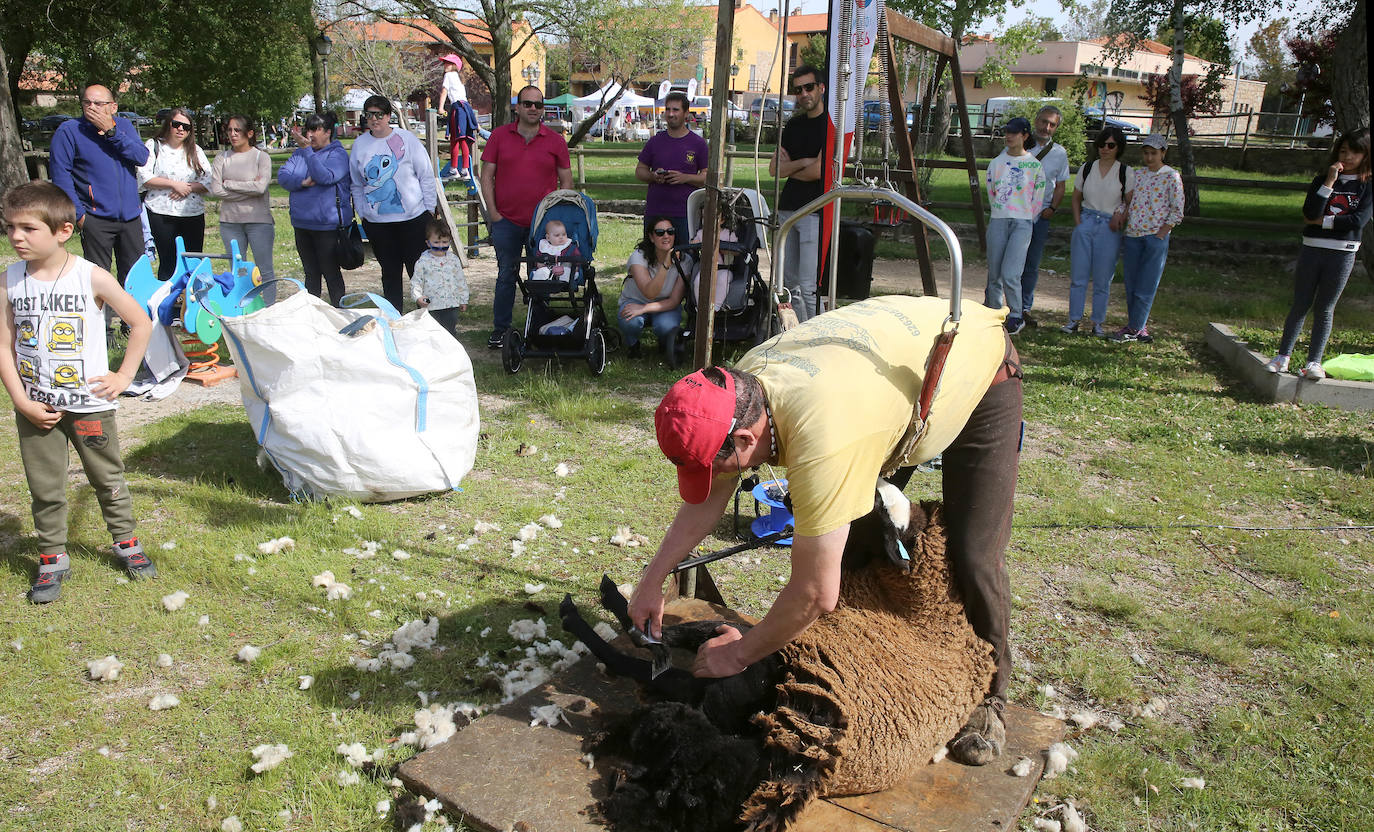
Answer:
[{"xmin": 890, "ymin": 363, "xmax": 1022, "ymax": 701}]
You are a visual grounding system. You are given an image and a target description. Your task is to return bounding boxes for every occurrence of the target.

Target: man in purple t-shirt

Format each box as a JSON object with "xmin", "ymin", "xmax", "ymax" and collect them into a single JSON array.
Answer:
[{"xmin": 635, "ymin": 92, "xmax": 708, "ymax": 240}]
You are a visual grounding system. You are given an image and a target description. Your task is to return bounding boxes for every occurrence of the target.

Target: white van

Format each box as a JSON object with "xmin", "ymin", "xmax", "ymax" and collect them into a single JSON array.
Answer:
[{"xmin": 980, "ymin": 96, "xmax": 1059, "ymax": 131}]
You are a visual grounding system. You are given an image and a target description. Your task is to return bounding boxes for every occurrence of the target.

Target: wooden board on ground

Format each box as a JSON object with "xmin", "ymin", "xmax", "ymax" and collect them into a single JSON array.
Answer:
[{"xmin": 397, "ymin": 598, "xmax": 1063, "ymax": 832}]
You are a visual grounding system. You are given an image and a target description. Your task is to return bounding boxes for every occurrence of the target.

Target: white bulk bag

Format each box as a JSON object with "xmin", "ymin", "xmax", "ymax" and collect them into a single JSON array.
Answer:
[{"xmin": 216, "ymin": 288, "xmax": 480, "ymax": 502}]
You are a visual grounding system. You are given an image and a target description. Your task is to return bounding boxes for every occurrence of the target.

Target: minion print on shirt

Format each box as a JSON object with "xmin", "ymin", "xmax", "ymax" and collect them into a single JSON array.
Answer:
[
  {"xmin": 16, "ymin": 317, "xmax": 39, "ymax": 348},
  {"xmin": 50, "ymin": 360, "xmax": 84, "ymax": 389},
  {"xmin": 47, "ymin": 317, "xmax": 83, "ymax": 353},
  {"xmin": 17, "ymin": 355, "xmax": 37, "ymax": 385}
]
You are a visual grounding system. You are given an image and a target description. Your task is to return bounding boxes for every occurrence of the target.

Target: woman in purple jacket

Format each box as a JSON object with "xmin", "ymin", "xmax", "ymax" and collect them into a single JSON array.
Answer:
[{"xmin": 278, "ymin": 112, "xmax": 353, "ymax": 305}]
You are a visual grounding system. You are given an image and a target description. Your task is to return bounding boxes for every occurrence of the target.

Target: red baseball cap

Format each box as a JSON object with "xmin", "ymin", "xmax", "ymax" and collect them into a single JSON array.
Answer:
[{"xmin": 655, "ymin": 369, "xmax": 737, "ymax": 504}]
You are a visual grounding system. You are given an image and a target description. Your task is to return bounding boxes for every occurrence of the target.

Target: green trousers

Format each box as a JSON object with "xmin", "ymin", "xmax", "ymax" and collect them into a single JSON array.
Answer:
[{"xmin": 15, "ymin": 408, "xmax": 136, "ymax": 555}]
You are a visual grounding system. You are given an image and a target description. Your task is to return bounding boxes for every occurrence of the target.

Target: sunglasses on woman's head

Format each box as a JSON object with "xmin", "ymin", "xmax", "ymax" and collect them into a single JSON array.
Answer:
[
  {"xmin": 170, "ymin": 121, "xmax": 192, "ymax": 130},
  {"xmin": 653, "ymin": 227, "xmax": 675, "ymax": 236}
]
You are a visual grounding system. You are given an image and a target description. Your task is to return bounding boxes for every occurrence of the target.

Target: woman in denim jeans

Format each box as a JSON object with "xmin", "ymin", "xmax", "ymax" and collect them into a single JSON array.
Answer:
[
  {"xmin": 1115, "ymin": 133, "xmax": 1184, "ymax": 343},
  {"xmin": 1062, "ymin": 128, "xmax": 1133, "ymax": 336},
  {"xmin": 619, "ymin": 217, "xmax": 691, "ymax": 367}
]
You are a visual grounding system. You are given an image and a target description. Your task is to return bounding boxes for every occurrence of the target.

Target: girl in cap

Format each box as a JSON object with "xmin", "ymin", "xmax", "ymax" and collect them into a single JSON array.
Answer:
[
  {"xmin": 436, "ymin": 54, "xmax": 474, "ymax": 179},
  {"xmin": 1265, "ymin": 127, "xmax": 1371, "ymax": 377},
  {"xmin": 1114, "ymin": 133, "xmax": 1183, "ymax": 342},
  {"xmin": 983, "ymin": 116, "xmax": 1046, "ymax": 335}
]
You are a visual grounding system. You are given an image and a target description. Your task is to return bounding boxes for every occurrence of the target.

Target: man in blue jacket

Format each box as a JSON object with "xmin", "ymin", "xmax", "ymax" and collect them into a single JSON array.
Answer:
[{"xmin": 50, "ymin": 84, "xmax": 150, "ymax": 296}]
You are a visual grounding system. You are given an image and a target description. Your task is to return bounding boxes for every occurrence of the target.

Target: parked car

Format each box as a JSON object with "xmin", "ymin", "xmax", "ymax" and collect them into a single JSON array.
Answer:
[
  {"xmin": 690, "ymin": 96, "xmax": 747, "ymax": 123},
  {"xmin": 860, "ymin": 100, "xmax": 918, "ymax": 131},
  {"xmin": 155, "ymin": 107, "xmax": 173, "ymax": 124},
  {"xmin": 21, "ymin": 117, "xmax": 38, "ymax": 132},
  {"xmin": 39, "ymin": 114, "xmax": 76, "ymax": 131},
  {"xmin": 748, "ymin": 97, "xmax": 796, "ymax": 124},
  {"xmin": 1082, "ymin": 107, "xmax": 1141, "ymax": 138},
  {"xmin": 117, "ymin": 110, "xmax": 153, "ymax": 126}
]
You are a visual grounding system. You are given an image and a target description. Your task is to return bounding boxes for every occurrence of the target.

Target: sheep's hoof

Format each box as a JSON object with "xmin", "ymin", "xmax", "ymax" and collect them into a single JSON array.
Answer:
[{"xmin": 947, "ymin": 699, "xmax": 1006, "ymax": 766}]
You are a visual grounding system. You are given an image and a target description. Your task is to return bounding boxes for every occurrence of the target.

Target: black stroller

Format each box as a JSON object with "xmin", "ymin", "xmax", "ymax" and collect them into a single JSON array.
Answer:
[
  {"xmin": 679, "ymin": 187, "xmax": 776, "ymax": 352},
  {"xmin": 501, "ymin": 190, "xmax": 612, "ymax": 376}
]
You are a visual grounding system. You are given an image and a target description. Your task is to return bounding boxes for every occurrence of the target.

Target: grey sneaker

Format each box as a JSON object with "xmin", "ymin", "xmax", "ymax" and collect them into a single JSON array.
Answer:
[
  {"xmin": 114, "ymin": 538, "xmax": 157, "ymax": 579},
  {"xmin": 1264, "ymin": 354, "xmax": 1290, "ymax": 374},
  {"xmin": 1301, "ymin": 361, "xmax": 1326, "ymax": 380},
  {"xmin": 1090, "ymin": 323, "xmax": 1106, "ymax": 338},
  {"xmin": 1059, "ymin": 320, "xmax": 1080, "ymax": 334},
  {"xmin": 28, "ymin": 552, "xmax": 70, "ymax": 604},
  {"xmin": 948, "ymin": 697, "xmax": 1006, "ymax": 766}
]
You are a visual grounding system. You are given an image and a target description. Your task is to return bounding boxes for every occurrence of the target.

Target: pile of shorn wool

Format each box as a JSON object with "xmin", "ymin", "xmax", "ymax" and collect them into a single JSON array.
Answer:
[{"xmin": 563, "ymin": 490, "xmax": 995, "ymax": 832}]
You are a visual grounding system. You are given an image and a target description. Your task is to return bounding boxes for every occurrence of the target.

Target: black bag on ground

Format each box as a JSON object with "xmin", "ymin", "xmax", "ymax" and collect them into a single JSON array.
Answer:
[{"xmin": 335, "ymin": 190, "xmax": 365, "ymax": 270}]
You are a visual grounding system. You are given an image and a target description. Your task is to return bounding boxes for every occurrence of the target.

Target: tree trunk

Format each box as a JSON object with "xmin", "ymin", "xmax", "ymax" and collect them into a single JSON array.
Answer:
[
  {"xmin": 1167, "ymin": 1, "xmax": 1200, "ymax": 216},
  {"xmin": 0, "ymin": 39, "xmax": 30, "ymax": 204},
  {"xmin": 1330, "ymin": 0, "xmax": 1371, "ymax": 280},
  {"xmin": 4, "ymin": 31, "xmax": 34, "ymax": 131},
  {"xmin": 488, "ymin": 24, "xmax": 514, "ymax": 129},
  {"xmin": 310, "ymin": 46, "xmax": 324, "ymax": 115}
]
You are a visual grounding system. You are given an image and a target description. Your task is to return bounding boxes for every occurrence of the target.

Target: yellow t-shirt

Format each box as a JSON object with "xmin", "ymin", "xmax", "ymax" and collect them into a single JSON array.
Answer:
[{"xmin": 736, "ymin": 296, "xmax": 1007, "ymax": 537}]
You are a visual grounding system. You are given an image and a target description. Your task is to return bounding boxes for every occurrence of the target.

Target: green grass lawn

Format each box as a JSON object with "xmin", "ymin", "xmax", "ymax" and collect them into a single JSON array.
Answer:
[{"xmin": 2, "ymin": 203, "xmax": 1372, "ymax": 829}]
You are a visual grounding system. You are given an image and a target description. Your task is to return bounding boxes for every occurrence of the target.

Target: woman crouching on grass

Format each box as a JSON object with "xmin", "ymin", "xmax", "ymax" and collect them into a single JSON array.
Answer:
[{"xmin": 1265, "ymin": 127, "xmax": 1371, "ymax": 379}]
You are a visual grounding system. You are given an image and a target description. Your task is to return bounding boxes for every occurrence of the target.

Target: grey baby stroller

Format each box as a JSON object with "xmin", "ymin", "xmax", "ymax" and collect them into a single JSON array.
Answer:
[{"xmin": 680, "ymin": 187, "xmax": 776, "ymax": 353}]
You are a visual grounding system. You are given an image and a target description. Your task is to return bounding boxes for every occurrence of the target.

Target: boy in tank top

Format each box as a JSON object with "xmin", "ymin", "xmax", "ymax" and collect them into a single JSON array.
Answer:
[{"xmin": 1, "ymin": 181, "xmax": 156, "ymax": 603}]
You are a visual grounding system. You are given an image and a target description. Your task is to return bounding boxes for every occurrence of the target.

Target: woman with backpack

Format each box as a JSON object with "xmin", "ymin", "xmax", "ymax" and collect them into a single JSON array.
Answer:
[
  {"xmin": 1062, "ymin": 127, "xmax": 1133, "ymax": 337},
  {"xmin": 1265, "ymin": 127, "xmax": 1371, "ymax": 377}
]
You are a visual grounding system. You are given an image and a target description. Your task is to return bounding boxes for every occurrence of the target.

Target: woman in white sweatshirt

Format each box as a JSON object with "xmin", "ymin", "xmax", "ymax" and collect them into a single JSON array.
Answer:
[{"xmin": 349, "ymin": 95, "xmax": 437, "ymax": 312}]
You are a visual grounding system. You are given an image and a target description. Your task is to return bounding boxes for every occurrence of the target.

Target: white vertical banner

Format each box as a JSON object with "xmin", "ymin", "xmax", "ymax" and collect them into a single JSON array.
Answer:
[{"xmin": 827, "ymin": 0, "xmax": 879, "ymax": 141}]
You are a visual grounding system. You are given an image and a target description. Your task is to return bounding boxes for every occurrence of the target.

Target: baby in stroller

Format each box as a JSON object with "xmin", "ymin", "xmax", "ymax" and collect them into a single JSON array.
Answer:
[
  {"xmin": 530, "ymin": 220, "xmax": 581, "ymax": 282},
  {"xmin": 690, "ymin": 212, "xmax": 739, "ymax": 311}
]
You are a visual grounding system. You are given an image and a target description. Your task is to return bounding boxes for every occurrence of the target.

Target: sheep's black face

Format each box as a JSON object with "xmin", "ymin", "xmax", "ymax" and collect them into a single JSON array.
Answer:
[{"xmin": 841, "ymin": 493, "xmax": 913, "ymax": 575}]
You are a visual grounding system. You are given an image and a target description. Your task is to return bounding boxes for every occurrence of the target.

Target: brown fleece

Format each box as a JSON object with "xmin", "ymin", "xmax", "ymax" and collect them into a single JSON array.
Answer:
[{"xmin": 739, "ymin": 502, "xmax": 995, "ymax": 826}]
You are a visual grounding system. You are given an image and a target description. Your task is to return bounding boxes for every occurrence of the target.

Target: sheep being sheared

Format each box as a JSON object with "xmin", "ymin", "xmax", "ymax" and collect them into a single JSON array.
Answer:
[{"xmin": 559, "ymin": 485, "xmax": 996, "ymax": 832}]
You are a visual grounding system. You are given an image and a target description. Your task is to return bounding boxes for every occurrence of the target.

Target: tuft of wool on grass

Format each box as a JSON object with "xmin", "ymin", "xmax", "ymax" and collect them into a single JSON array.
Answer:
[
  {"xmin": 161, "ymin": 541, "xmax": 177, "ymax": 550},
  {"xmin": 518, "ymin": 523, "xmax": 541, "ymax": 542},
  {"xmin": 161, "ymin": 590, "xmax": 190, "ymax": 612},
  {"xmin": 87, "ymin": 655, "xmax": 124, "ymax": 682},
  {"xmin": 249, "ymin": 743, "xmax": 292, "ymax": 773},
  {"xmin": 554, "ymin": 463, "xmax": 572, "ymax": 477},
  {"xmin": 344, "ymin": 505, "xmax": 364, "ymax": 519},
  {"xmin": 1132, "ymin": 696, "xmax": 1168, "ymax": 719},
  {"xmin": 393, "ymin": 549, "xmax": 412, "ymax": 561},
  {"xmin": 1011, "ymin": 756, "xmax": 1034, "ymax": 777},
  {"xmin": 1032, "ymin": 819, "xmax": 1061, "ymax": 832},
  {"xmin": 1180, "ymin": 777, "xmax": 1205, "ymax": 790},
  {"xmin": 198, "ymin": 614, "xmax": 210, "ymax": 627},
  {"xmin": 530, "ymin": 704, "xmax": 567, "ymax": 728},
  {"xmin": 1042, "ymin": 741, "xmax": 1079, "ymax": 780},
  {"xmin": 499, "ymin": 657, "xmax": 552, "ymax": 702},
  {"xmin": 298, "ymin": 675, "xmax": 314, "ymax": 690},
  {"xmin": 236, "ymin": 645, "xmax": 262, "ymax": 663},
  {"xmin": 398, "ymin": 703, "xmax": 478, "ymax": 749},
  {"xmin": 609, "ymin": 526, "xmax": 650, "ymax": 547},
  {"xmin": 257, "ymin": 536, "xmax": 295, "ymax": 555},
  {"xmin": 336, "ymin": 769, "xmax": 361, "ymax": 786},
  {"xmin": 508, "ymin": 619, "xmax": 547, "ymax": 642},
  {"xmin": 1070, "ymin": 711, "xmax": 1100, "ymax": 731},
  {"xmin": 538, "ymin": 514, "xmax": 563, "ymax": 529},
  {"xmin": 220, "ymin": 817, "xmax": 243, "ymax": 832},
  {"xmin": 10, "ymin": 638, "xmax": 22, "ymax": 651},
  {"xmin": 1060, "ymin": 801, "xmax": 1088, "ymax": 832},
  {"xmin": 149, "ymin": 693, "xmax": 181, "ymax": 711},
  {"xmin": 156, "ymin": 653, "xmax": 174, "ymax": 668},
  {"xmin": 473, "ymin": 521, "xmax": 501, "ymax": 535},
  {"xmin": 524, "ymin": 583, "xmax": 545, "ymax": 595},
  {"xmin": 313, "ymin": 570, "xmax": 354, "ymax": 601},
  {"xmin": 337, "ymin": 742, "xmax": 384, "ymax": 768},
  {"xmin": 375, "ymin": 799, "xmax": 391, "ymax": 815}
]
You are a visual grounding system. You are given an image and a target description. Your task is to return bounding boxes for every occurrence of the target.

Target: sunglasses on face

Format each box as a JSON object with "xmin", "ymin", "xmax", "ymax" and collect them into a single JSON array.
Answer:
[
  {"xmin": 170, "ymin": 121, "xmax": 192, "ymax": 130},
  {"xmin": 364, "ymin": 111, "xmax": 387, "ymax": 119},
  {"xmin": 653, "ymin": 228, "xmax": 675, "ymax": 237},
  {"xmin": 1101, "ymin": 142, "xmax": 1118, "ymax": 149},
  {"xmin": 790, "ymin": 81, "xmax": 819, "ymax": 95},
  {"xmin": 519, "ymin": 100, "xmax": 545, "ymax": 109},
  {"xmin": 428, "ymin": 243, "xmax": 450, "ymax": 250}
]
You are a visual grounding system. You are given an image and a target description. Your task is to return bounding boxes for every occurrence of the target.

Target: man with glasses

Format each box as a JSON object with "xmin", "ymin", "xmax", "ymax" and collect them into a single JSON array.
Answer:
[
  {"xmin": 635, "ymin": 91, "xmax": 708, "ymax": 240},
  {"xmin": 479, "ymin": 85, "xmax": 573, "ymax": 349},
  {"xmin": 768, "ymin": 65, "xmax": 827, "ymax": 323},
  {"xmin": 1018, "ymin": 105, "xmax": 1069, "ymax": 327},
  {"xmin": 50, "ymin": 85, "xmax": 150, "ymax": 306}
]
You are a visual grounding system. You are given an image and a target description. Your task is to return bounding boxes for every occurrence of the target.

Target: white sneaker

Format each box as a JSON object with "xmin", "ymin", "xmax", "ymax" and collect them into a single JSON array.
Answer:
[
  {"xmin": 1264, "ymin": 355, "xmax": 1289, "ymax": 374},
  {"xmin": 1301, "ymin": 361, "xmax": 1325, "ymax": 380}
]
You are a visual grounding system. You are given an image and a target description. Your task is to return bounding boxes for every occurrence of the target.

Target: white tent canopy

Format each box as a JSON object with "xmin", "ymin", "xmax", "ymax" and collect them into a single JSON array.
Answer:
[{"xmin": 296, "ymin": 88, "xmax": 399, "ymax": 112}]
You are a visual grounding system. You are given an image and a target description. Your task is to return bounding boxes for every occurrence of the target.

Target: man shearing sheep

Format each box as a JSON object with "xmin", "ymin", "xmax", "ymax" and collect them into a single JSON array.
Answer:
[{"xmin": 628, "ymin": 295, "xmax": 1023, "ymax": 765}]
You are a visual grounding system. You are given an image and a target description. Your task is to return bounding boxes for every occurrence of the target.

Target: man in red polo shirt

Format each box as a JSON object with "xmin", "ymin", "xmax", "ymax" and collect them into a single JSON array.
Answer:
[{"xmin": 480, "ymin": 85, "xmax": 573, "ymax": 348}]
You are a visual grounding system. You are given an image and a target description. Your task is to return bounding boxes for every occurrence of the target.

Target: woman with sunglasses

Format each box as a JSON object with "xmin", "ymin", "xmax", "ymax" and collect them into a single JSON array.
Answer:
[
  {"xmin": 349, "ymin": 95, "xmax": 437, "ymax": 312},
  {"xmin": 1062, "ymin": 127, "xmax": 1134, "ymax": 336},
  {"xmin": 619, "ymin": 217, "xmax": 692, "ymax": 366},
  {"xmin": 279, "ymin": 111, "xmax": 351, "ymax": 305},
  {"xmin": 136, "ymin": 107, "xmax": 211, "ymax": 279},
  {"xmin": 209, "ymin": 115, "xmax": 276, "ymax": 302}
]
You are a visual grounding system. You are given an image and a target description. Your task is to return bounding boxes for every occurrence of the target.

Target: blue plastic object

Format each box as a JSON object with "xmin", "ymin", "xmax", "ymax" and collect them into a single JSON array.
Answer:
[{"xmin": 750, "ymin": 478, "xmax": 793, "ymax": 546}]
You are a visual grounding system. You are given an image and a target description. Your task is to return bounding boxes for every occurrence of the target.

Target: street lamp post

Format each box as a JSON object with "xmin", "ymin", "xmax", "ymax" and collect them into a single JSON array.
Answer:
[
  {"xmin": 314, "ymin": 32, "xmax": 333, "ymax": 118},
  {"xmin": 522, "ymin": 62, "xmax": 541, "ymax": 90}
]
